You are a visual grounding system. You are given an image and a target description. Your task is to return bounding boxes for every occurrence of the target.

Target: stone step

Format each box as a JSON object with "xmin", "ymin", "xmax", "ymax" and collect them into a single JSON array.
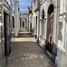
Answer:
[{"xmin": 45, "ymin": 50, "xmax": 56, "ymax": 63}]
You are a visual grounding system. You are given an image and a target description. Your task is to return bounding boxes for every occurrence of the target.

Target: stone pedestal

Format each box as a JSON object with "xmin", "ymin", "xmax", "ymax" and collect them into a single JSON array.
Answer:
[{"xmin": 55, "ymin": 49, "xmax": 67, "ymax": 67}]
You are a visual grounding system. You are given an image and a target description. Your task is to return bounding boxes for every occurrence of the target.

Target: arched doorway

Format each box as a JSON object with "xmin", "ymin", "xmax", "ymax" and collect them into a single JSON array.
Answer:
[{"xmin": 46, "ymin": 4, "xmax": 54, "ymax": 52}]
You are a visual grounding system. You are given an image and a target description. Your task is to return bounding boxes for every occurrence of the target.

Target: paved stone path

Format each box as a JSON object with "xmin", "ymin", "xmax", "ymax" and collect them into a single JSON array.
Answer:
[{"xmin": 7, "ymin": 28, "xmax": 55, "ymax": 67}]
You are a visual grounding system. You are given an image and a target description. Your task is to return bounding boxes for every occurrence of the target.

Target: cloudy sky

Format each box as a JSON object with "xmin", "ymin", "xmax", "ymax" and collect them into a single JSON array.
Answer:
[{"xmin": 11, "ymin": 0, "xmax": 32, "ymax": 11}]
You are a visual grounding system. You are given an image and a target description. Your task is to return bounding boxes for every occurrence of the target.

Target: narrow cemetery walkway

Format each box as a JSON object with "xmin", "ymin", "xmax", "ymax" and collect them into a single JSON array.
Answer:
[{"xmin": 7, "ymin": 28, "xmax": 55, "ymax": 67}]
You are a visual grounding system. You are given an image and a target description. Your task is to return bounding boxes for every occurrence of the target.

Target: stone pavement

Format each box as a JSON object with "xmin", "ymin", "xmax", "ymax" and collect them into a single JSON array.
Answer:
[{"xmin": 7, "ymin": 28, "xmax": 55, "ymax": 67}]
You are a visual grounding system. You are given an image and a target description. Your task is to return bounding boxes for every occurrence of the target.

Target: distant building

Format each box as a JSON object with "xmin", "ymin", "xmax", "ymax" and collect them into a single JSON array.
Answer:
[{"xmin": 20, "ymin": 10, "xmax": 28, "ymax": 29}]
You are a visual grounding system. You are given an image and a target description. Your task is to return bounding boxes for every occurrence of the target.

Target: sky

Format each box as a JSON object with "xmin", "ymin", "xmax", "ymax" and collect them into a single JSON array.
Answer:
[{"xmin": 11, "ymin": 0, "xmax": 32, "ymax": 11}]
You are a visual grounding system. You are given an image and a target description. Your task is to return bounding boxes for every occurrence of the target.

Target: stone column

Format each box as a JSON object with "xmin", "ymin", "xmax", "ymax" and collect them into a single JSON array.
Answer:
[
  {"xmin": 37, "ymin": 11, "xmax": 39, "ymax": 38},
  {"xmin": 52, "ymin": 0, "xmax": 60, "ymax": 54},
  {"xmin": 26, "ymin": 17, "xmax": 28, "ymax": 29},
  {"xmin": 14, "ymin": 1, "xmax": 19, "ymax": 37},
  {"xmin": 18, "ymin": 11, "xmax": 20, "ymax": 32},
  {"xmin": 34, "ymin": 16, "xmax": 36, "ymax": 36},
  {"xmin": 37, "ymin": 0, "xmax": 40, "ymax": 42}
]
